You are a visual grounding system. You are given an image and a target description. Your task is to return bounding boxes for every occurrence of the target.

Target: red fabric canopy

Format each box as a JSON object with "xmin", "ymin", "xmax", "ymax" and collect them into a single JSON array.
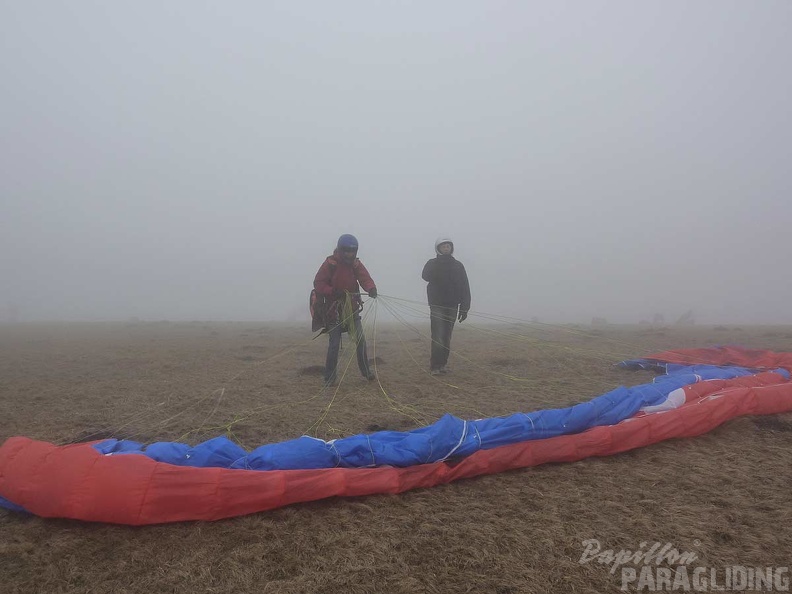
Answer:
[{"xmin": 2, "ymin": 348, "xmax": 791, "ymax": 525}]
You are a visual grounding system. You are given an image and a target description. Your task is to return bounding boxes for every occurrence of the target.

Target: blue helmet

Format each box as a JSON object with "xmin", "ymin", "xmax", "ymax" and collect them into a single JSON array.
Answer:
[{"xmin": 337, "ymin": 234, "xmax": 359, "ymax": 251}]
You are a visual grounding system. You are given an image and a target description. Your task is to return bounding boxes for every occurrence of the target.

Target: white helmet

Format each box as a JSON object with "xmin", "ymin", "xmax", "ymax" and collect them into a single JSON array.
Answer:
[{"xmin": 435, "ymin": 237, "xmax": 454, "ymax": 255}]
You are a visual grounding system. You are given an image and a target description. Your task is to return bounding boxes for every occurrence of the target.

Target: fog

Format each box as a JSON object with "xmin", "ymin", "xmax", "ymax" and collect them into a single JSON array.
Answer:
[{"xmin": 2, "ymin": 1, "xmax": 790, "ymax": 325}]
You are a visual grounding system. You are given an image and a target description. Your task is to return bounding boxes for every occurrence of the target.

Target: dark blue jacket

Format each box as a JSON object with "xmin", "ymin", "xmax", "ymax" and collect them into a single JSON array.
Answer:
[{"xmin": 422, "ymin": 255, "xmax": 471, "ymax": 312}]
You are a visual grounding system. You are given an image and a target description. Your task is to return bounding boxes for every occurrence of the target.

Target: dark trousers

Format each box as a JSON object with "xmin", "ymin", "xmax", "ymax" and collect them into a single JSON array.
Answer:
[
  {"xmin": 430, "ymin": 305, "xmax": 456, "ymax": 370},
  {"xmin": 324, "ymin": 315, "xmax": 371, "ymax": 381}
]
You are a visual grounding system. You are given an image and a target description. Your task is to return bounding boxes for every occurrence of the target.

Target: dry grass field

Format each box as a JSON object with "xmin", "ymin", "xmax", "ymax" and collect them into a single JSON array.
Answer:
[{"xmin": 2, "ymin": 303, "xmax": 792, "ymax": 593}]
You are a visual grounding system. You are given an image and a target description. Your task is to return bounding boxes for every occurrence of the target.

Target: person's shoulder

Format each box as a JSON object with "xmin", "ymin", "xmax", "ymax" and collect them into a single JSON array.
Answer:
[{"xmin": 318, "ymin": 256, "xmax": 338, "ymax": 271}]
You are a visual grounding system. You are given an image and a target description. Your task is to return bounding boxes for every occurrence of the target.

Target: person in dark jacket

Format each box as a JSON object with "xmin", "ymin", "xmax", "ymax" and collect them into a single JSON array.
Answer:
[
  {"xmin": 314, "ymin": 234, "xmax": 377, "ymax": 385},
  {"xmin": 421, "ymin": 237, "xmax": 471, "ymax": 375}
]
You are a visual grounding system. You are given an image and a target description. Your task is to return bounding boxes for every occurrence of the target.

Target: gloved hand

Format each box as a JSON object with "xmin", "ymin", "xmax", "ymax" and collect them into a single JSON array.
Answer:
[
  {"xmin": 458, "ymin": 310, "xmax": 468, "ymax": 323},
  {"xmin": 368, "ymin": 288, "xmax": 378, "ymax": 299}
]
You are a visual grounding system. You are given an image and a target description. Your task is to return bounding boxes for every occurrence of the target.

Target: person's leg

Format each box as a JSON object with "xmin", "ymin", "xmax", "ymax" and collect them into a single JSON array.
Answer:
[
  {"xmin": 438, "ymin": 309, "xmax": 456, "ymax": 370},
  {"xmin": 324, "ymin": 322, "xmax": 343, "ymax": 383},
  {"xmin": 429, "ymin": 305, "xmax": 445, "ymax": 371},
  {"xmin": 352, "ymin": 316, "xmax": 373, "ymax": 378}
]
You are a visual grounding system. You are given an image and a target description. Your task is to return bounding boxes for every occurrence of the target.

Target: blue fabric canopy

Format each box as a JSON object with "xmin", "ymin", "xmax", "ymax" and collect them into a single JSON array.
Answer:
[{"xmin": 94, "ymin": 363, "xmax": 775, "ymax": 471}]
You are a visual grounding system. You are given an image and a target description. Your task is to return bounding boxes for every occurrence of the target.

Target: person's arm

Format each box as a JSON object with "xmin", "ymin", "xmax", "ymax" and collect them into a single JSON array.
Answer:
[
  {"xmin": 421, "ymin": 259, "xmax": 436, "ymax": 282},
  {"xmin": 458, "ymin": 263, "xmax": 471, "ymax": 320},
  {"xmin": 313, "ymin": 259, "xmax": 335, "ymax": 297},
  {"xmin": 355, "ymin": 260, "xmax": 377, "ymax": 296}
]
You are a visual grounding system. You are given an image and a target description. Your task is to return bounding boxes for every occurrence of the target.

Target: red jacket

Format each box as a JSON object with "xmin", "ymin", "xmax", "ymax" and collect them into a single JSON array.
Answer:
[{"xmin": 314, "ymin": 250, "xmax": 376, "ymax": 309}]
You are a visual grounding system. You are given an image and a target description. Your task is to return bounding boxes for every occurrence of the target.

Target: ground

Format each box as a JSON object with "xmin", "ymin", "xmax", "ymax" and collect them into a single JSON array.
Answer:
[{"xmin": 1, "ymin": 314, "xmax": 791, "ymax": 593}]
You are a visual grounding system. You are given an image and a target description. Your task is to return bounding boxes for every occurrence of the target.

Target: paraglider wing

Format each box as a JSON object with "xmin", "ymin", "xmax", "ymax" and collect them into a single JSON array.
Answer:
[{"xmin": 1, "ymin": 347, "xmax": 791, "ymax": 525}]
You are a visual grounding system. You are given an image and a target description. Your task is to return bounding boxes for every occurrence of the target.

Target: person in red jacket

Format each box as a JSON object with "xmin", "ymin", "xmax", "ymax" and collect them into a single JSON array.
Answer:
[{"xmin": 313, "ymin": 234, "xmax": 378, "ymax": 385}]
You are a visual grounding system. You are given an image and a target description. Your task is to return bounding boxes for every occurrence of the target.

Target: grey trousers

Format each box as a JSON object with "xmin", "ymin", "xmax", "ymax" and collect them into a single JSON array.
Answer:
[{"xmin": 430, "ymin": 305, "xmax": 456, "ymax": 370}]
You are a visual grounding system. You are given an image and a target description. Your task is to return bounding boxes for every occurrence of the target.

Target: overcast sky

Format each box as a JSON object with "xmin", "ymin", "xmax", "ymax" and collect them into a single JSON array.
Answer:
[{"xmin": 2, "ymin": 1, "xmax": 790, "ymax": 325}]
